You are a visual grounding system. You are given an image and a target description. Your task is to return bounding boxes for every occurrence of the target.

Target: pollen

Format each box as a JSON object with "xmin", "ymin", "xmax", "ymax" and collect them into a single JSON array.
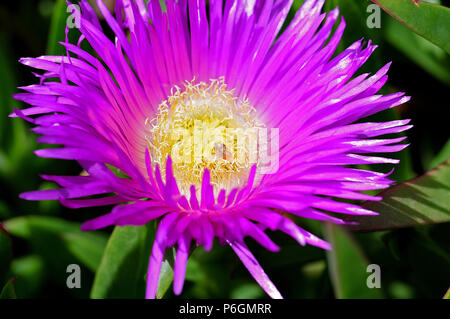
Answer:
[{"xmin": 146, "ymin": 78, "xmax": 264, "ymax": 198}]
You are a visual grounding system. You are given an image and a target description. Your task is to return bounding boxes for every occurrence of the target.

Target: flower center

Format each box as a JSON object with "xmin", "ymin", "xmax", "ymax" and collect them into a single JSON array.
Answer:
[{"xmin": 146, "ymin": 78, "xmax": 264, "ymax": 197}]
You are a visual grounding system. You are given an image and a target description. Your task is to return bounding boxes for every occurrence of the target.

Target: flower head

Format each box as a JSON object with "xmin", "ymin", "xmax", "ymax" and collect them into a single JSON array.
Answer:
[{"xmin": 13, "ymin": 0, "xmax": 411, "ymax": 299}]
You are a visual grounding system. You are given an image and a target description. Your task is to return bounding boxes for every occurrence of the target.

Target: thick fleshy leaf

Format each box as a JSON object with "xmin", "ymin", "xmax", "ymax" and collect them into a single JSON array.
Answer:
[
  {"xmin": 324, "ymin": 223, "xmax": 383, "ymax": 298},
  {"xmin": 91, "ymin": 224, "xmax": 153, "ymax": 298},
  {"xmin": 156, "ymin": 259, "xmax": 174, "ymax": 299},
  {"xmin": 346, "ymin": 159, "xmax": 450, "ymax": 231},
  {"xmin": 91, "ymin": 222, "xmax": 174, "ymax": 299},
  {"xmin": 372, "ymin": 0, "xmax": 450, "ymax": 53}
]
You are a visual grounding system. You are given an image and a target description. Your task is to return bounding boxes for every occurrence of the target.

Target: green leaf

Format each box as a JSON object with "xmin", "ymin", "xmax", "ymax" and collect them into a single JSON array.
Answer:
[
  {"xmin": 324, "ymin": 223, "xmax": 383, "ymax": 298},
  {"xmin": 3, "ymin": 217, "xmax": 32, "ymax": 238},
  {"xmin": 46, "ymin": 0, "xmax": 68, "ymax": 55},
  {"xmin": 372, "ymin": 0, "xmax": 450, "ymax": 53},
  {"xmin": 4, "ymin": 216, "xmax": 107, "ymax": 272},
  {"xmin": 346, "ymin": 159, "xmax": 450, "ymax": 231},
  {"xmin": 156, "ymin": 259, "xmax": 174, "ymax": 299},
  {"xmin": 0, "ymin": 278, "xmax": 17, "ymax": 299},
  {"xmin": 91, "ymin": 222, "xmax": 172, "ymax": 299},
  {"xmin": 385, "ymin": 16, "xmax": 450, "ymax": 85},
  {"xmin": 5, "ymin": 215, "xmax": 87, "ymax": 237}
]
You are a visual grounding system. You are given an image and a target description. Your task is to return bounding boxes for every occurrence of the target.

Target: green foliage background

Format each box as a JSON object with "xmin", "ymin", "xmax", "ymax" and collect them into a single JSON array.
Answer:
[{"xmin": 0, "ymin": 0, "xmax": 449, "ymax": 299}]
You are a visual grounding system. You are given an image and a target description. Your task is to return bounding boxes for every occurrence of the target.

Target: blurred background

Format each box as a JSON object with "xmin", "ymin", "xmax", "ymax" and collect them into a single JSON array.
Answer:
[{"xmin": 0, "ymin": 0, "xmax": 449, "ymax": 299}]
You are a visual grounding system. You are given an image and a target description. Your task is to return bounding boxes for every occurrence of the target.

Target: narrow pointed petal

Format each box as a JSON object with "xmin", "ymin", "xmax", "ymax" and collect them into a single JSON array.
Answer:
[{"xmin": 229, "ymin": 241, "xmax": 283, "ymax": 299}]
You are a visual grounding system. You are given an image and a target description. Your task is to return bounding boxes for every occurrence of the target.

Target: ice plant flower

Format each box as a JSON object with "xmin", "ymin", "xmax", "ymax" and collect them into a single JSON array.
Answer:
[{"xmin": 12, "ymin": 0, "xmax": 411, "ymax": 299}]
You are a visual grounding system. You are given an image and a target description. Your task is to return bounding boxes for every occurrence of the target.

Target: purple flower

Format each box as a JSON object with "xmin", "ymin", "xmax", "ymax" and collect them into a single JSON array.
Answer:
[{"xmin": 12, "ymin": 0, "xmax": 411, "ymax": 299}]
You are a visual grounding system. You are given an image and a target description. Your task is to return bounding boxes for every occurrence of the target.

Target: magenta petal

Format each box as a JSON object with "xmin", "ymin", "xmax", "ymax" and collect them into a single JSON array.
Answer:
[
  {"xmin": 145, "ymin": 213, "xmax": 179, "ymax": 299},
  {"xmin": 173, "ymin": 234, "xmax": 190, "ymax": 295},
  {"xmin": 229, "ymin": 241, "xmax": 283, "ymax": 299},
  {"xmin": 80, "ymin": 201, "xmax": 169, "ymax": 231},
  {"xmin": 145, "ymin": 239, "xmax": 165, "ymax": 299}
]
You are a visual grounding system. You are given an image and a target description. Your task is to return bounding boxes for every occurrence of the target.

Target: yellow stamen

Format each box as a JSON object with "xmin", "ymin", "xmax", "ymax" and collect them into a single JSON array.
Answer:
[{"xmin": 145, "ymin": 78, "xmax": 264, "ymax": 197}]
